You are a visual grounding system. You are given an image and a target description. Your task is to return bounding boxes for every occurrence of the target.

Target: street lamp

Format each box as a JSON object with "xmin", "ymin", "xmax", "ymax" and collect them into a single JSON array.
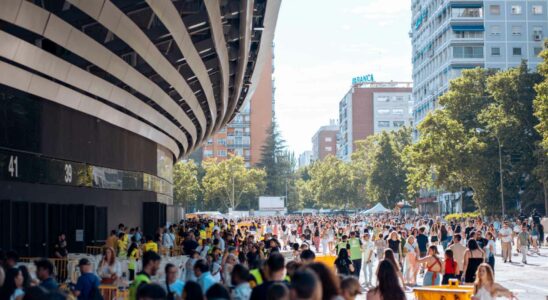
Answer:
[{"xmin": 476, "ymin": 128, "xmax": 505, "ymax": 217}]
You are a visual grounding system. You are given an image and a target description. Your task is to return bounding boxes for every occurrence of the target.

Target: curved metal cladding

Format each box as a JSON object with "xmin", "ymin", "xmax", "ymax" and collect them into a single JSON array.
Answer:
[{"xmin": 0, "ymin": 0, "xmax": 281, "ymax": 159}]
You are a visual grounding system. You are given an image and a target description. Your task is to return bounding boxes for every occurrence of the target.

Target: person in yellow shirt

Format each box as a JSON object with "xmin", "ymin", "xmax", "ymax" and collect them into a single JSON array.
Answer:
[
  {"xmin": 144, "ymin": 236, "xmax": 158, "ymax": 253},
  {"xmin": 117, "ymin": 232, "xmax": 128, "ymax": 258}
]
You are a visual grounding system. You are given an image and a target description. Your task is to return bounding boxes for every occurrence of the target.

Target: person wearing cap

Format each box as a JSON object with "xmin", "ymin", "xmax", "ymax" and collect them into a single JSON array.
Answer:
[{"xmin": 74, "ymin": 258, "xmax": 100, "ymax": 300}]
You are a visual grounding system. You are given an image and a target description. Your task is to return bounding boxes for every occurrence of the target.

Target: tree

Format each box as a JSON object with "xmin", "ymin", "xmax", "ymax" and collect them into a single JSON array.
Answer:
[
  {"xmin": 352, "ymin": 128, "xmax": 411, "ymax": 208},
  {"xmin": 406, "ymin": 64, "xmax": 545, "ymax": 213},
  {"xmin": 172, "ymin": 160, "xmax": 201, "ymax": 210},
  {"xmin": 308, "ymin": 155, "xmax": 359, "ymax": 209},
  {"xmin": 257, "ymin": 119, "xmax": 294, "ymax": 196},
  {"xmin": 533, "ymin": 41, "xmax": 548, "ymax": 213},
  {"xmin": 201, "ymin": 155, "xmax": 266, "ymax": 210},
  {"xmin": 534, "ymin": 40, "xmax": 548, "ymax": 153}
]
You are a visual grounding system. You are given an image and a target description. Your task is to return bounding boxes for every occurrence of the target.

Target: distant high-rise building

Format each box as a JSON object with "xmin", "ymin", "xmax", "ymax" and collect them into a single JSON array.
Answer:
[
  {"xmin": 337, "ymin": 82, "xmax": 413, "ymax": 161},
  {"xmin": 298, "ymin": 150, "xmax": 313, "ymax": 168},
  {"xmin": 411, "ymin": 0, "xmax": 546, "ymax": 135},
  {"xmin": 312, "ymin": 120, "xmax": 339, "ymax": 161},
  {"xmin": 202, "ymin": 44, "xmax": 275, "ymax": 166}
]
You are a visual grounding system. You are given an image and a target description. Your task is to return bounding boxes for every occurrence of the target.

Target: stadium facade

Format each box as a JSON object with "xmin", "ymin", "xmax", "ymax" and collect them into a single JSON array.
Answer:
[{"xmin": 0, "ymin": 0, "xmax": 280, "ymax": 255}]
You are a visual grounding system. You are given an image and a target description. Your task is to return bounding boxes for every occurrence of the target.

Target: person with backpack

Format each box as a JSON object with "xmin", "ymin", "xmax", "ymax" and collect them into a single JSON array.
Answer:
[{"xmin": 73, "ymin": 258, "xmax": 101, "ymax": 300}]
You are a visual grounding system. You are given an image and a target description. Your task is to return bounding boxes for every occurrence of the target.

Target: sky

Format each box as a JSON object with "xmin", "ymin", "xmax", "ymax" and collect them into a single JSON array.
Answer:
[{"xmin": 273, "ymin": 0, "xmax": 413, "ymax": 155}]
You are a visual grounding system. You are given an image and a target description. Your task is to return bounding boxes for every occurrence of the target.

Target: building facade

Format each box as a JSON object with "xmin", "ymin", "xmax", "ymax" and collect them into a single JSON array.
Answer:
[
  {"xmin": 411, "ymin": 0, "xmax": 547, "ymax": 131},
  {"xmin": 202, "ymin": 45, "xmax": 275, "ymax": 167},
  {"xmin": 0, "ymin": 0, "xmax": 280, "ymax": 256},
  {"xmin": 337, "ymin": 82, "xmax": 413, "ymax": 161},
  {"xmin": 311, "ymin": 121, "xmax": 339, "ymax": 161},
  {"xmin": 298, "ymin": 150, "xmax": 313, "ymax": 168}
]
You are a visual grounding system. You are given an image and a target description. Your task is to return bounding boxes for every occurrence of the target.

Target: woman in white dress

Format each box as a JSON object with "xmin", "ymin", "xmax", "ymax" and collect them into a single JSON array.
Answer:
[
  {"xmin": 472, "ymin": 263, "xmax": 516, "ymax": 300},
  {"xmin": 403, "ymin": 235, "xmax": 419, "ymax": 286}
]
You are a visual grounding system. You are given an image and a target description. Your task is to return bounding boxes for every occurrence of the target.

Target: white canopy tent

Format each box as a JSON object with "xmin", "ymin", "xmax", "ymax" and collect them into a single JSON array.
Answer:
[{"xmin": 361, "ymin": 203, "xmax": 390, "ymax": 215}]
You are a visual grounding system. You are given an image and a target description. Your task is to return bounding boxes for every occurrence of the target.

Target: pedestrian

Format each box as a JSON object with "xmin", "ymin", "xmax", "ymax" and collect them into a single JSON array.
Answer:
[
  {"xmin": 305, "ymin": 262, "xmax": 341, "ymax": 300},
  {"xmin": 416, "ymin": 227, "xmax": 429, "ymax": 258},
  {"xmin": 182, "ymin": 281, "xmax": 203, "ymax": 300},
  {"xmin": 231, "ymin": 264, "xmax": 252, "ymax": 300},
  {"xmin": 340, "ymin": 276, "xmax": 361, "ymax": 300},
  {"xmin": 164, "ymin": 263, "xmax": 184, "ymax": 300},
  {"xmin": 373, "ymin": 233, "xmax": 386, "ymax": 261},
  {"xmin": 129, "ymin": 251, "xmax": 161, "ymax": 300},
  {"xmin": 462, "ymin": 239, "xmax": 485, "ymax": 284},
  {"xmin": 472, "ymin": 263, "xmax": 516, "ymax": 299},
  {"xmin": 0, "ymin": 267, "xmax": 24, "ymax": 300},
  {"xmin": 73, "ymin": 258, "xmax": 100, "ymax": 300},
  {"xmin": 194, "ymin": 259, "xmax": 215, "ymax": 295},
  {"xmin": 416, "ymin": 245, "xmax": 442, "ymax": 286},
  {"xmin": 266, "ymin": 282, "xmax": 289, "ymax": 300},
  {"xmin": 289, "ymin": 269, "xmax": 322, "ymax": 300},
  {"xmin": 97, "ymin": 247, "xmax": 121, "ymax": 284},
  {"xmin": 498, "ymin": 222, "xmax": 513, "ymax": 263},
  {"xmin": 34, "ymin": 259, "xmax": 58, "ymax": 292},
  {"xmin": 366, "ymin": 260, "xmax": 405, "ymax": 300},
  {"xmin": 442, "ymin": 249, "xmax": 459, "ymax": 284},
  {"xmin": 403, "ymin": 235, "xmax": 419, "ymax": 286},
  {"xmin": 334, "ymin": 249, "xmax": 354, "ymax": 276},
  {"xmin": 53, "ymin": 233, "xmax": 68, "ymax": 258},
  {"xmin": 485, "ymin": 232, "xmax": 496, "ymax": 272},
  {"xmin": 250, "ymin": 253, "xmax": 285, "ymax": 300},
  {"xmin": 516, "ymin": 224, "xmax": 530, "ymax": 264},
  {"xmin": 362, "ymin": 233, "xmax": 375, "ymax": 287},
  {"xmin": 348, "ymin": 231, "xmax": 363, "ymax": 278},
  {"xmin": 127, "ymin": 237, "xmax": 141, "ymax": 281}
]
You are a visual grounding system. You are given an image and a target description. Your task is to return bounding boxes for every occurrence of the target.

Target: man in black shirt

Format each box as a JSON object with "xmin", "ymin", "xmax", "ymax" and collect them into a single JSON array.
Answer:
[
  {"xmin": 474, "ymin": 231, "xmax": 488, "ymax": 250},
  {"xmin": 182, "ymin": 232, "xmax": 199, "ymax": 255},
  {"xmin": 250, "ymin": 253, "xmax": 286, "ymax": 300},
  {"xmin": 416, "ymin": 227, "xmax": 429, "ymax": 258}
]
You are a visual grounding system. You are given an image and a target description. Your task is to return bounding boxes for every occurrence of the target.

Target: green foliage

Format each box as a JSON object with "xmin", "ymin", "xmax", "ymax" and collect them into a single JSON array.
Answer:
[
  {"xmin": 257, "ymin": 119, "xmax": 295, "ymax": 196},
  {"xmin": 173, "ymin": 160, "xmax": 201, "ymax": 209},
  {"xmin": 307, "ymin": 155, "xmax": 360, "ymax": 209},
  {"xmin": 201, "ymin": 155, "xmax": 266, "ymax": 210},
  {"xmin": 444, "ymin": 212, "xmax": 481, "ymax": 222},
  {"xmin": 534, "ymin": 40, "xmax": 548, "ymax": 152},
  {"xmin": 406, "ymin": 63, "xmax": 545, "ymax": 214},
  {"xmin": 352, "ymin": 128, "xmax": 412, "ymax": 208}
]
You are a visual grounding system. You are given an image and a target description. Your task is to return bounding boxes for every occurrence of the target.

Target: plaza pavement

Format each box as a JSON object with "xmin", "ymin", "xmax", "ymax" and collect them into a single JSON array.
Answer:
[{"xmin": 355, "ymin": 242, "xmax": 548, "ymax": 300}]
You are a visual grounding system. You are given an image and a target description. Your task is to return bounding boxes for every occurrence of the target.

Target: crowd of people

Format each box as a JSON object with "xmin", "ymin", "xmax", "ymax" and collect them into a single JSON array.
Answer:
[{"xmin": 0, "ymin": 210, "xmax": 544, "ymax": 300}]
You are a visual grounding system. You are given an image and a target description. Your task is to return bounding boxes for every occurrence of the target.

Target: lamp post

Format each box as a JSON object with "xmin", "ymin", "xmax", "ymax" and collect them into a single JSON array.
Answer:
[
  {"xmin": 496, "ymin": 134, "xmax": 505, "ymax": 218},
  {"xmin": 476, "ymin": 128, "xmax": 505, "ymax": 217}
]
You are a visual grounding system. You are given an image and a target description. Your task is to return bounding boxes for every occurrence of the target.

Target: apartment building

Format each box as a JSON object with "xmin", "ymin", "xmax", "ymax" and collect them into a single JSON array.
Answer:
[{"xmin": 411, "ymin": 0, "xmax": 547, "ymax": 131}]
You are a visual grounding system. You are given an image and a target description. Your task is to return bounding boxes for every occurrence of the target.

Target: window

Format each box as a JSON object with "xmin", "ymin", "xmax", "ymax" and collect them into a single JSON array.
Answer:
[
  {"xmin": 453, "ymin": 46, "xmax": 483, "ymax": 58},
  {"xmin": 377, "ymin": 96, "xmax": 389, "ymax": 102},
  {"xmin": 533, "ymin": 26, "xmax": 543, "ymax": 41},
  {"xmin": 511, "ymin": 5, "xmax": 522, "ymax": 15},
  {"xmin": 395, "ymin": 96, "xmax": 404, "ymax": 101},
  {"xmin": 393, "ymin": 121, "xmax": 405, "ymax": 127},
  {"xmin": 513, "ymin": 47, "xmax": 522, "ymax": 56},
  {"xmin": 325, "ymin": 146, "xmax": 332, "ymax": 151},
  {"xmin": 378, "ymin": 121, "xmax": 390, "ymax": 127},
  {"xmin": 392, "ymin": 109, "xmax": 404, "ymax": 114},
  {"xmin": 489, "ymin": 5, "xmax": 500, "ymax": 15},
  {"xmin": 207, "ymin": 138, "xmax": 213, "ymax": 145},
  {"xmin": 218, "ymin": 150, "xmax": 227, "ymax": 157},
  {"xmin": 491, "ymin": 47, "xmax": 501, "ymax": 56},
  {"xmin": 511, "ymin": 25, "xmax": 522, "ymax": 36},
  {"xmin": 217, "ymin": 139, "xmax": 226, "ymax": 145},
  {"xmin": 490, "ymin": 25, "xmax": 501, "ymax": 36},
  {"xmin": 377, "ymin": 109, "xmax": 390, "ymax": 114},
  {"xmin": 325, "ymin": 137, "xmax": 332, "ymax": 142},
  {"xmin": 451, "ymin": 7, "xmax": 482, "ymax": 18},
  {"xmin": 534, "ymin": 47, "xmax": 543, "ymax": 56},
  {"xmin": 204, "ymin": 150, "xmax": 213, "ymax": 157},
  {"xmin": 532, "ymin": 5, "xmax": 543, "ymax": 15}
]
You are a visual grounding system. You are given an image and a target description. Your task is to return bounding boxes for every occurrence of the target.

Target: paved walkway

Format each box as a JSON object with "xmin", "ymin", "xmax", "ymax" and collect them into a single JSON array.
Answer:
[{"xmin": 356, "ymin": 243, "xmax": 548, "ymax": 300}]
